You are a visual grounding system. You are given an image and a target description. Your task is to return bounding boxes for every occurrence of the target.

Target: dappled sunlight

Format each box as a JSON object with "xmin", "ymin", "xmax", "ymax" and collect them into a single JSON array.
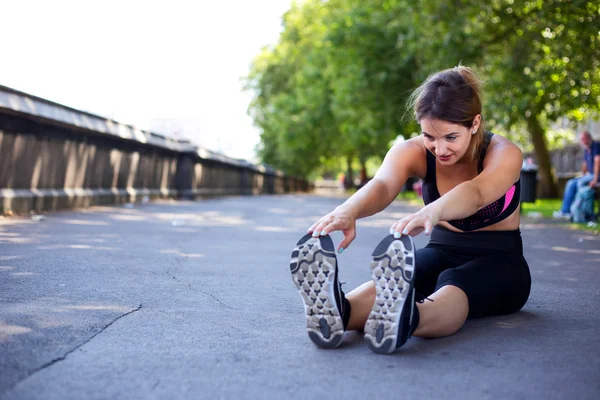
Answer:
[
  {"xmin": 110, "ymin": 214, "xmax": 147, "ymax": 221},
  {"xmin": 577, "ymin": 235, "xmax": 600, "ymax": 242},
  {"xmin": 74, "ymin": 238, "xmax": 107, "ymax": 243},
  {"xmin": 169, "ymin": 228, "xmax": 199, "ymax": 233},
  {"xmin": 0, "ymin": 299, "xmax": 139, "ymax": 344},
  {"xmin": 152, "ymin": 211, "xmax": 249, "ymax": 227},
  {"xmin": 80, "ymin": 206, "xmax": 144, "ymax": 215},
  {"xmin": 11, "ymin": 272, "xmax": 38, "ymax": 277},
  {"xmin": 265, "ymin": 208, "xmax": 291, "ymax": 215},
  {"xmin": 495, "ymin": 316, "xmax": 529, "ymax": 329},
  {"xmin": 61, "ymin": 219, "xmax": 110, "ymax": 226},
  {"xmin": 0, "ymin": 256, "xmax": 22, "ymax": 261},
  {"xmin": 0, "ymin": 217, "xmax": 35, "ymax": 227},
  {"xmin": 551, "ymin": 246, "xmax": 600, "ymax": 255},
  {"xmin": 544, "ymin": 260, "xmax": 562, "ymax": 267},
  {"xmin": 359, "ymin": 218, "xmax": 400, "ymax": 228},
  {"xmin": 0, "ymin": 322, "xmax": 32, "ymax": 338},
  {"xmin": 160, "ymin": 249, "xmax": 205, "ymax": 258},
  {"xmin": 36, "ymin": 244, "xmax": 121, "ymax": 251},
  {"xmin": 0, "ymin": 236, "xmax": 34, "ymax": 244},
  {"xmin": 253, "ymin": 226, "xmax": 294, "ymax": 233},
  {"xmin": 62, "ymin": 305, "xmax": 133, "ymax": 312}
]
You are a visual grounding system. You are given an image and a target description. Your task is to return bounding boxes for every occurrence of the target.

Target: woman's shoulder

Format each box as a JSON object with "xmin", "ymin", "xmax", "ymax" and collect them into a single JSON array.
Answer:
[
  {"xmin": 389, "ymin": 136, "xmax": 427, "ymax": 154},
  {"xmin": 487, "ymin": 131, "xmax": 522, "ymax": 153},
  {"xmin": 386, "ymin": 136, "xmax": 428, "ymax": 178},
  {"xmin": 483, "ymin": 131, "xmax": 523, "ymax": 166}
]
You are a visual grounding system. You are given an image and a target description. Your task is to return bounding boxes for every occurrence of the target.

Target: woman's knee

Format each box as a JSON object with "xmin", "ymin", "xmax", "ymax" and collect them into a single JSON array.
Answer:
[{"xmin": 414, "ymin": 247, "xmax": 447, "ymax": 296}]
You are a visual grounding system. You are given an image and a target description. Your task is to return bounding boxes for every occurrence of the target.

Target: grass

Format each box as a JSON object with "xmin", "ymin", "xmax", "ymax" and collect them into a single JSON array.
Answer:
[
  {"xmin": 520, "ymin": 198, "xmax": 562, "ymax": 218},
  {"xmin": 520, "ymin": 198, "xmax": 599, "ymax": 234}
]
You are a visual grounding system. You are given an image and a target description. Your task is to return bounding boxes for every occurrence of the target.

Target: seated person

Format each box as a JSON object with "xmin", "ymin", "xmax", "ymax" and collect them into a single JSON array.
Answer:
[{"xmin": 553, "ymin": 130, "xmax": 600, "ymax": 219}]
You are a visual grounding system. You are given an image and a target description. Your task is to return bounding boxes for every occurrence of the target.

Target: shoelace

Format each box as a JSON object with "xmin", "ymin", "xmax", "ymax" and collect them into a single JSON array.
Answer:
[{"xmin": 416, "ymin": 292, "xmax": 434, "ymax": 303}]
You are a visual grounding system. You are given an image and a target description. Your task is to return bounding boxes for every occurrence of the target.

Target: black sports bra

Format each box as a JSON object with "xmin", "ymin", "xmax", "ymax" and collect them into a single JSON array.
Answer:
[{"xmin": 421, "ymin": 131, "xmax": 521, "ymax": 231}]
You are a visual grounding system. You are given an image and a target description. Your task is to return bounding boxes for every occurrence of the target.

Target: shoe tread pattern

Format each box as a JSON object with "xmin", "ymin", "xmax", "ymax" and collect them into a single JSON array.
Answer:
[
  {"xmin": 290, "ymin": 233, "xmax": 343, "ymax": 348},
  {"xmin": 365, "ymin": 235, "xmax": 415, "ymax": 354}
]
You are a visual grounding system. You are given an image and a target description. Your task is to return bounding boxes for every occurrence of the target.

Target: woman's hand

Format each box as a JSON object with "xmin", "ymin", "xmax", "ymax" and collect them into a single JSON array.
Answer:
[
  {"xmin": 390, "ymin": 205, "xmax": 441, "ymax": 237},
  {"xmin": 307, "ymin": 207, "xmax": 357, "ymax": 253}
]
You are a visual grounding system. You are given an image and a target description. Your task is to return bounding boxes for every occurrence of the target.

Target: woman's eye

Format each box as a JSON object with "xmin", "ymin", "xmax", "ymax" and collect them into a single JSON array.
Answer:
[
  {"xmin": 446, "ymin": 136, "xmax": 457, "ymax": 141},
  {"xmin": 424, "ymin": 134, "xmax": 434, "ymax": 141}
]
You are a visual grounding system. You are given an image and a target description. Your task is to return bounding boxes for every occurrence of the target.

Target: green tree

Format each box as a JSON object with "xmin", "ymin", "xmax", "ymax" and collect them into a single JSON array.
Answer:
[
  {"xmin": 245, "ymin": 1, "xmax": 337, "ymax": 177},
  {"xmin": 246, "ymin": 0, "xmax": 600, "ymax": 198},
  {"xmin": 413, "ymin": 0, "xmax": 600, "ymax": 197}
]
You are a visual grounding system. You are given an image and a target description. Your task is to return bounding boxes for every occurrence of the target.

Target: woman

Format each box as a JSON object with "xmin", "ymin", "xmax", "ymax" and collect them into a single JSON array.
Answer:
[{"xmin": 289, "ymin": 66, "xmax": 531, "ymax": 354}]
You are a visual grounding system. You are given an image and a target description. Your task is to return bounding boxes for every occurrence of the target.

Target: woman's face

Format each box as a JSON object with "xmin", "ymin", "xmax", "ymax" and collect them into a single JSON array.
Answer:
[{"xmin": 420, "ymin": 117, "xmax": 480, "ymax": 165}]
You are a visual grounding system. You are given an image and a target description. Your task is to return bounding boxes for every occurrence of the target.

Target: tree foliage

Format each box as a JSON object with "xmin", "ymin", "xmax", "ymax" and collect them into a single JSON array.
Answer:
[{"xmin": 245, "ymin": 0, "xmax": 599, "ymax": 196}]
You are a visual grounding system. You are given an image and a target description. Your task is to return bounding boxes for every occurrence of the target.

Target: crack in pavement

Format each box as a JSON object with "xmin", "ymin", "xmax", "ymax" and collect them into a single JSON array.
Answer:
[
  {"xmin": 166, "ymin": 269, "xmax": 235, "ymax": 309},
  {"xmin": 162, "ymin": 242, "xmax": 235, "ymax": 310},
  {"xmin": 2, "ymin": 304, "xmax": 143, "ymax": 395},
  {"xmin": 198, "ymin": 290, "xmax": 235, "ymax": 310}
]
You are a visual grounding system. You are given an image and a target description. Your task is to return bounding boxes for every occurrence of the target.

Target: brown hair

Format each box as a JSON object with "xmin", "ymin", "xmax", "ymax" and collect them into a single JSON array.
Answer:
[{"xmin": 408, "ymin": 66, "xmax": 484, "ymax": 161}]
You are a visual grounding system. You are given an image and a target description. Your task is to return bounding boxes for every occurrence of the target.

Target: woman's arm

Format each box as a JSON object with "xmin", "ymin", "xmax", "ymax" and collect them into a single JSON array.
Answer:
[
  {"xmin": 308, "ymin": 138, "xmax": 424, "ymax": 252},
  {"xmin": 334, "ymin": 140, "xmax": 424, "ymax": 220},
  {"xmin": 394, "ymin": 136, "xmax": 523, "ymax": 235}
]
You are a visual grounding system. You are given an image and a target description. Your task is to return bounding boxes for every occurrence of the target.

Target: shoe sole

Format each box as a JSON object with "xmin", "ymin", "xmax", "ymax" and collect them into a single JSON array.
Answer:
[
  {"xmin": 290, "ymin": 233, "xmax": 344, "ymax": 349},
  {"xmin": 364, "ymin": 234, "xmax": 416, "ymax": 354}
]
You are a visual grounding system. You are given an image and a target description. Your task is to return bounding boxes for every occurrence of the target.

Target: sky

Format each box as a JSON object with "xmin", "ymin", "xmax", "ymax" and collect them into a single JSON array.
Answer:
[{"xmin": 1, "ymin": 0, "xmax": 294, "ymax": 161}]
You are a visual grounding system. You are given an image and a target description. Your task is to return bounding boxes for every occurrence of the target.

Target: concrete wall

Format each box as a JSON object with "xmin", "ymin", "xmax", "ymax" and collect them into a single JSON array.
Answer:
[{"xmin": 0, "ymin": 85, "xmax": 309, "ymax": 214}]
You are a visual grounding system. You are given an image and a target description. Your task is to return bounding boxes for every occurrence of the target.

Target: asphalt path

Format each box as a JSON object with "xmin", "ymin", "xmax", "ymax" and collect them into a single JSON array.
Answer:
[{"xmin": 0, "ymin": 195, "xmax": 598, "ymax": 399}]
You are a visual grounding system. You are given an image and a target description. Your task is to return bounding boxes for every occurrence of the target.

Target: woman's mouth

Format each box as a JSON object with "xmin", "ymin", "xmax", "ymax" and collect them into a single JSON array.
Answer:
[{"xmin": 438, "ymin": 154, "xmax": 452, "ymax": 161}]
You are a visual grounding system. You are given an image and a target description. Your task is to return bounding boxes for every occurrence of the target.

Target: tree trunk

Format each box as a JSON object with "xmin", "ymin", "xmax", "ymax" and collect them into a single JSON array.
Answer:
[
  {"xmin": 345, "ymin": 155, "xmax": 354, "ymax": 190},
  {"xmin": 526, "ymin": 114, "xmax": 558, "ymax": 198},
  {"xmin": 359, "ymin": 157, "xmax": 367, "ymax": 184}
]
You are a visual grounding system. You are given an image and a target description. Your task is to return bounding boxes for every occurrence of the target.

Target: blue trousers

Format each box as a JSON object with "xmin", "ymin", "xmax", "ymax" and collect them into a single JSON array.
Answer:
[{"xmin": 561, "ymin": 173, "xmax": 593, "ymax": 214}]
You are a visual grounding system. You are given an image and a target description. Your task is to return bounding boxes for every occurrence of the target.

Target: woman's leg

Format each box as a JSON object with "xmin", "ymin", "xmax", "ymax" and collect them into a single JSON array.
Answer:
[
  {"xmin": 413, "ymin": 285, "xmax": 468, "ymax": 337},
  {"xmin": 345, "ymin": 247, "xmax": 451, "ymax": 332},
  {"xmin": 414, "ymin": 253, "xmax": 531, "ymax": 338},
  {"xmin": 345, "ymin": 281, "xmax": 376, "ymax": 331}
]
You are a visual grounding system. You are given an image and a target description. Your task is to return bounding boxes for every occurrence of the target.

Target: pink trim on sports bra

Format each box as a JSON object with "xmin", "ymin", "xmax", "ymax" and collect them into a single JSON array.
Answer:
[{"xmin": 501, "ymin": 185, "xmax": 516, "ymax": 214}]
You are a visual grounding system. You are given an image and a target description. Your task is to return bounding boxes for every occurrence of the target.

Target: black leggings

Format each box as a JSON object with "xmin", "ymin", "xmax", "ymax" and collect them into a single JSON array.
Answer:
[{"xmin": 415, "ymin": 226, "xmax": 531, "ymax": 318}]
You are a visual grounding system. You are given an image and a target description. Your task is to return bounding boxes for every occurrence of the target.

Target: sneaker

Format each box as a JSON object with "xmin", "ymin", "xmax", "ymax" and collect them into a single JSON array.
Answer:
[
  {"xmin": 290, "ymin": 233, "xmax": 348, "ymax": 348},
  {"xmin": 552, "ymin": 211, "xmax": 571, "ymax": 219},
  {"xmin": 365, "ymin": 234, "xmax": 418, "ymax": 354}
]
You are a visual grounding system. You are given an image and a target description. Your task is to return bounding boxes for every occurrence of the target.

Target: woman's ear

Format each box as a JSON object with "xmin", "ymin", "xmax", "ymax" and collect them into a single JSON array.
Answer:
[{"xmin": 472, "ymin": 114, "xmax": 482, "ymax": 132}]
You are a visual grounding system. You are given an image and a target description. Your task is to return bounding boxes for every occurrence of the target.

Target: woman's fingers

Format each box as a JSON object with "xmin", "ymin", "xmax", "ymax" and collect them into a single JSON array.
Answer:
[
  {"xmin": 320, "ymin": 216, "xmax": 352, "ymax": 236},
  {"xmin": 389, "ymin": 221, "xmax": 399, "ymax": 235},
  {"xmin": 337, "ymin": 226, "xmax": 356, "ymax": 254},
  {"xmin": 308, "ymin": 215, "xmax": 353, "ymax": 238},
  {"xmin": 308, "ymin": 215, "xmax": 332, "ymax": 236},
  {"xmin": 424, "ymin": 219, "xmax": 433, "ymax": 236},
  {"xmin": 390, "ymin": 217, "xmax": 411, "ymax": 237},
  {"xmin": 307, "ymin": 221, "xmax": 320, "ymax": 234},
  {"xmin": 390, "ymin": 214, "xmax": 432, "ymax": 237},
  {"xmin": 402, "ymin": 216, "xmax": 430, "ymax": 237}
]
